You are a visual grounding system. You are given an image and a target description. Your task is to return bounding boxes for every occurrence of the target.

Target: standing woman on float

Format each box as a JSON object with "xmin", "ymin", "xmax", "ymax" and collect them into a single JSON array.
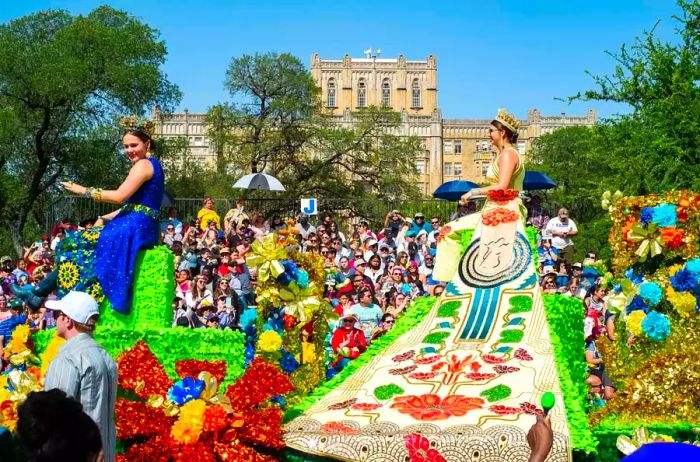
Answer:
[{"xmin": 14, "ymin": 117, "xmax": 164, "ymax": 315}]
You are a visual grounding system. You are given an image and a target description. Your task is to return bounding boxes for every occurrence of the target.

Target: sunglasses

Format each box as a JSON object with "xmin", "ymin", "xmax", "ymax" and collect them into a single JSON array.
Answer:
[
  {"xmin": 167, "ymin": 227, "xmax": 174, "ymax": 231},
  {"xmin": 385, "ymin": 320, "xmax": 395, "ymax": 324},
  {"xmin": 431, "ymin": 221, "xmax": 439, "ymax": 225},
  {"xmin": 342, "ymin": 319, "xmax": 355, "ymax": 323}
]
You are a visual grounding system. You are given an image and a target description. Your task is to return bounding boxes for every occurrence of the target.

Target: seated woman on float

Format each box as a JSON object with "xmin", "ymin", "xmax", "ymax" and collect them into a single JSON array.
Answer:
[
  {"xmin": 12, "ymin": 116, "xmax": 164, "ymax": 316},
  {"xmin": 432, "ymin": 108, "xmax": 525, "ymax": 282}
]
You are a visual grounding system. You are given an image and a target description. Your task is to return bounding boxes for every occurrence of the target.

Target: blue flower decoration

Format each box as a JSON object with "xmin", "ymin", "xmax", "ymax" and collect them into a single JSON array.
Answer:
[
  {"xmin": 244, "ymin": 342, "xmax": 256, "ymax": 367},
  {"xmin": 651, "ymin": 203, "xmax": 677, "ymax": 228},
  {"xmin": 279, "ymin": 349, "xmax": 300, "ymax": 373},
  {"xmin": 270, "ymin": 395, "xmax": 286, "ymax": 406},
  {"xmin": 266, "ymin": 308, "xmax": 285, "ymax": 333},
  {"xmin": 639, "ymin": 207, "xmax": 654, "ymax": 227},
  {"xmin": 641, "ymin": 311, "xmax": 670, "ymax": 342},
  {"xmin": 686, "ymin": 259, "xmax": 700, "ymax": 280},
  {"xmin": 276, "ymin": 260, "xmax": 299, "ymax": 286},
  {"xmin": 638, "ymin": 282, "xmax": 662, "ymax": 306},
  {"xmin": 626, "ymin": 296, "xmax": 648, "ymax": 314},
  {"xmin": 168, "ymin": 376, "xmax": 205, "ymax": 405},
  {"xmin": 670, "ymin": 268, "xmax": 697, "ymax": 293},
  {"xmin": 326, "ymin": 368, "xmax": 339, "ymax": 380},
  {"xmin": 296, "ymin": 270, "xmax": 310, "ymax": 288},
  {"xmin": 624, "ymin": 268, "xmax": 644, "ymax": 285}
]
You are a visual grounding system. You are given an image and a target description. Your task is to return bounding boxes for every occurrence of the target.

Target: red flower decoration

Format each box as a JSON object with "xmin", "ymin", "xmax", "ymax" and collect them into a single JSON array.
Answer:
[
  {"xmin": 175, "ymin": 359, "xmax": 227, "ymax": 384},
  {"xmin": 465, "ymin": 372, "xmax": 497, "ymax": 381},
  {"xmin": 327, "ymin": 398, "xmax": 357, "ymax": 411},
  {"xmin": 487, "ymin": 189, "xmax": 519, "ymax": 203},
  {"xmin": 393, "ymin": 350, "xmax": 416, "ymax": 362},
  {"xmin": 284, "ymin": 314, "xmax": 297, "ymax": 330},
  {"xmin": 320, "ymin": 421, "xmax": 360, "ymax": 434},
  {"xmin": 408, "ymin": 372, "xmax": 440, "ymax": 381},
  {"xmin": 202, "ymin": 405, "xmax": 229, "ymax": 433},
  {"xmin": 493, "ymin": 365, "xmax": 520, "ymax": 374},
  {"xmin": 489, "ymin": 405, "xmax": 522, "ymax": 416},
  {"xmin": 520, "ymin": 402, "xmax": 543, "ymax": 415},
  {"xmin": 117, "ymin": 341, "xmax": 172, "ymax": 399},
  {"xmin": 481, "ymin": 207, "xmax": 520, "ymax": 226},
  {"xmin": 351, "ymin": 403, "xmax": 383, "ymax": 412},
  {"xmin": 514, "ymin": 348, "xmax": 533, "ymax": 361},
  {"xmin": 239, "ymin": 406, "xmax": 285, "ymax": 449},
  {"xmin": 115, "ymin": 399, "xmax": 173, "ymax": 440},
  {"xmin": 390, "ymin": 365, "xmax": 418, "ymax": 375},
  {"xmin": 436, "ymin": 225, "xmax": 452, "ymax": 243},
  {"xmin": 390, "ymin": 394, "xmax": 484, "ymax": 421},
  {"xmin": 225, "ymin": 357, "xmax": 293, "ymax": 412},
  {"xmin": 676, "ymin": 208, "xmax": 689, "ymax": 223},
  {"xmin": 404, "ymin": 433, "xmax": 447, "ymax": 462},
  {"xmin": 414, "ymin": 355, "xmax": 442, "ymax": 365},
  {"xmin": 481, "ymin": 354, "xmax": 507, "ymax": 364},
  {"xmin": 660, "ymin": 226, "xmax": 684, "ymax": 249}
]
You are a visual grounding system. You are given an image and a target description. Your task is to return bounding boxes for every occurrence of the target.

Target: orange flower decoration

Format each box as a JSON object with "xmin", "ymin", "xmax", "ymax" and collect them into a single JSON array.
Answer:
[
  {"xmin": 390, "ymin": 394, "xmax": 484, "ymax": 421},
  {"xmin": 660, "ymin": 226, "xmax": 684, "ymax": 249},
  {"xmin": 487, "ymin": 189, "xmax": 519, "ymax": 204},
  {"xmin": 436, "ymin": 225, "xmax": 452, "ymax": 243},
  {"xmin": 481, "ymin": 207, "xmax": 519, "ymax": 226}
]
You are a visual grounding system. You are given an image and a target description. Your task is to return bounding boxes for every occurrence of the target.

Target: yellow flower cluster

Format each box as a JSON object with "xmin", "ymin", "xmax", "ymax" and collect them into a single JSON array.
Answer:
[
  {"xmin": 40, "ymin": 333, "xmax": 66, "ymax": 378},
  {"xmin": 626, "ymin": 310, "xmax": 647, "ymax": 336},
  {"xmin": 258, "ymin": 330, "xmax": 282, "ymax": 353},
  {"xmin": 171, "ymin": 398, "xmax": 206, "ymax": 444},
  {"xmin": 666, "ymin": 286, "xmax": 698, "ymax": 318}
]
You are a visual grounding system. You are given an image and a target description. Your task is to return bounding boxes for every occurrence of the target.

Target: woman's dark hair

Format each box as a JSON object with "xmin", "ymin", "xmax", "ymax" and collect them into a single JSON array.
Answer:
[
  {"xmin": 491, "ymin": 120, "xmax": 519, "ymax": 143},
  {"xmin": 123, "ymin": 129, "xmax": 156, "ymax": 153},
  {"xmin": 17, "ymin": 389, "xmax": 102, "ymax": 462}
]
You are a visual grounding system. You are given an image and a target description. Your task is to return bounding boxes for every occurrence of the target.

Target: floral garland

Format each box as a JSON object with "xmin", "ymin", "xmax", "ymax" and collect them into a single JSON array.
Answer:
[
  {"xmin": 604, "ymin": 190, "xmax": 700, "ymax": 274},
  {"xmin": 114, "ymin": 341, "xmax": 293, "ymax": 461}
]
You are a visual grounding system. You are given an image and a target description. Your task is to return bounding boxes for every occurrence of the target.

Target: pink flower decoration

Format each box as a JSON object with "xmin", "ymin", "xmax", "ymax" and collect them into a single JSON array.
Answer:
[
  {"xmin": 493, "ymin": 365, "xmax": 520, "ymax": 374},
  {"xmin": 404, "ymin": 433, "xmax": 447, "ymax": 462},
  {"xmin": 393, "ymin": 350, "xmax": 416, "ymax": 362},
  {"xmin": 514, "ymin": 348, "xmax": 533, "ymax": 361}
]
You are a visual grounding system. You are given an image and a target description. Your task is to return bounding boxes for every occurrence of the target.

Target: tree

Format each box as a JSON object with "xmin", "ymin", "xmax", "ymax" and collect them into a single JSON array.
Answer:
[
  {"xmin": 0, "ymin": 7, "xmax": 181, "ymax": 255},
  {"xmin": 200, "ymin": 52, "xmax": 421, "ymax": 204}
]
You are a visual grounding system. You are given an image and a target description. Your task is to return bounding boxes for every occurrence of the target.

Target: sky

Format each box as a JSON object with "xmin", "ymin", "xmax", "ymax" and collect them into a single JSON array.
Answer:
[{"xmin": 0, "ymin": 0, "xmax": 683, "ymax": 120}]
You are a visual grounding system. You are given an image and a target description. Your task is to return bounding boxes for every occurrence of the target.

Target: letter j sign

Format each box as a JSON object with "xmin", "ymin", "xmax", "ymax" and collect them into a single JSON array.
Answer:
[{"xmin": 301, "ymin": 198, "xmax": 318, "ymax": 215}]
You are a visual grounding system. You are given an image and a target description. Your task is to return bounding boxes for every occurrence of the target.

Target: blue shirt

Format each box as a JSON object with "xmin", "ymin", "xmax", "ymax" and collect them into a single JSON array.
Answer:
[{"xmin": 350, "ymin": 303, "xmax": 383, "ymax": 340}]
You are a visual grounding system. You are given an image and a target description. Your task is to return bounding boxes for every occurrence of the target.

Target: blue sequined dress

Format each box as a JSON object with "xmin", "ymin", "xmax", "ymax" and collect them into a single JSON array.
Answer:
[{"xmin": 56, "ymin": 157, "xmax": 164, "ymax": 314}]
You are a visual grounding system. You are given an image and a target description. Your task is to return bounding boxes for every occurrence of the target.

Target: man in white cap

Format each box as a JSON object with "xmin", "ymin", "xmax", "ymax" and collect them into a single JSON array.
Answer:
[{"xmin": 44, "ymin": 291, "xmax": 117, "ymax": 462}]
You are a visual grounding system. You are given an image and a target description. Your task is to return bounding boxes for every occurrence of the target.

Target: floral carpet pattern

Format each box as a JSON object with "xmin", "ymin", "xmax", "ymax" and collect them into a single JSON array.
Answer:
[{"xmin": 285, "ymin": 215, "xmax": 572, "ymax": 461}]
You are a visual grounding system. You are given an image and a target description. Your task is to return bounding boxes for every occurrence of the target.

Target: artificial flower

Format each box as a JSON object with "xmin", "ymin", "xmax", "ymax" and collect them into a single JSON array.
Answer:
[
  {"xmin": 279, "ymin": 349, "xmax": 300, "ymax": 373},
  {"xmin": 639, "ymin": 207, "xmax": 654, "ymax": 227},
  {"xmin": 390, "ymin": 394, "xmax": 483, "ymax": 421},
  {"xmin": 651, "ymin": 204, "xmax": 677, "ymax": 228},
  {"xmin": 257, "ymin": 330, "xmax": 282, "ymax": 353},
  {"xmin": 641, "ymin": 311, "xmax": 670, "ymax": 342},
  {"xmin": 481, "ymin": 207, "xmax": 519, "ymax": 226},
  {"xmin": 296, "ymin": 269, "xmax": 310, "ymax": 288},
  {"xmin": 660, "ymin": 226, "xmax": 684, "ymax": 249},
  {"xmin": 168, "ymin": 376, "xmax": 205, "ymax": 405},
  {"xmin": 638, "ymin": 282, "xmax": 662, "ymax": 306},
  {"xmin": 171, "ymin": 398, "xmax": 206, "ymax": 444},
  {"xmin": 626, "ymin": 296, "xmax": 648, "ymax": 315},
  {"xmin": 626, "ymin": 310, "xmax": 646, "ymax": 336},
  {"xmin": 670, "ymin": 268, "xmax": 697, "ymax": 293},
  {"xmin": 487, "ymin": 189, "xmax": 519, "ymax": 203},
  {"xmin": 403, "ymin": 433, "xmax": 447, "ymax": 462},
  {"xmin": 666, "ymin": 287, "xmax": 697, "ymax": 318},
  {"xmin": 686, "ymin": 259, "xmax": 700, "ymax": 279}
]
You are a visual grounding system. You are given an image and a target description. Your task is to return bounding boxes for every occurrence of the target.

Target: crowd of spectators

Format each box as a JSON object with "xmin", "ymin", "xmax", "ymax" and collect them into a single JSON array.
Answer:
[{"xmin": 0, "ymin": 195, "xmax": 616, "ymax": 399}]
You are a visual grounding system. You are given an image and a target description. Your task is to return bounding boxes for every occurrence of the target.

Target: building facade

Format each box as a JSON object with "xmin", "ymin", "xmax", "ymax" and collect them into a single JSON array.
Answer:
[{"xmin": 155, "ymin": 52, "xmax": 596, "ymax": 195}]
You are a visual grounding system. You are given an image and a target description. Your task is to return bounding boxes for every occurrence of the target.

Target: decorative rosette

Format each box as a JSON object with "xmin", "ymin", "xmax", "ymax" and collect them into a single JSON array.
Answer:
[
  {"xmin": 481, "ymin": 207, "xmax": 519, "ymax": 226},
  {"xmin": 487, "ymin": 189, "xmax": 519, "ymax": 204},
  {"xmin": 279, "ymin": 282, "xmax": 322, "ymax": 322},
  {"xmin": 246, "ymin": 234, "xmax": 288, "ymax": 283}
]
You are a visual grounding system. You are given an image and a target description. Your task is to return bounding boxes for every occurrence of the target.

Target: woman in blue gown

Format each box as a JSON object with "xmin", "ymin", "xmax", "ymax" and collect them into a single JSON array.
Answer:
[{"xmin": 12, "ymin": 117, "xmax": 163, "ymax": 315}]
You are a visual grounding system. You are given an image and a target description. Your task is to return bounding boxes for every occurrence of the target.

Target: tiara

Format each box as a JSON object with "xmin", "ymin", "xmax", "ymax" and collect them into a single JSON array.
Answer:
[
  {"xmin": 119, "ymin": 115, "xmax": 156, "ymax": 138},
  {"xmin": 495, "ymin": 108, "xmax": 521, "ymax": 133}
]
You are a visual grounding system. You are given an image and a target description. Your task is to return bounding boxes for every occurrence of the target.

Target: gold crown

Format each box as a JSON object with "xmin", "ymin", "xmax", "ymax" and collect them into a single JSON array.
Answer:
[
  {"xmin": 119, "ymin": 115, "xmax": 156, "ymax": 138},
  {"xmin": 495, "ymin": 108, "xmax": 521, "ymax": 133}
]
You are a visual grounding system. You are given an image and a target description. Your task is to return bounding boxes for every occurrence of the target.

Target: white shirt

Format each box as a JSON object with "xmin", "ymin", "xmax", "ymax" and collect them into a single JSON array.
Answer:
[{"xmin": 545, "ymin": 217, "xmax": 578, "ymax": 249}]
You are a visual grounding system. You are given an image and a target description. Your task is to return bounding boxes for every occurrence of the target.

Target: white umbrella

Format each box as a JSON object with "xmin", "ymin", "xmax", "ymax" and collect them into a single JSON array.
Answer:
[{"xmin": 233, "ymin": 173, "xmax": 286, "ymax": 191}]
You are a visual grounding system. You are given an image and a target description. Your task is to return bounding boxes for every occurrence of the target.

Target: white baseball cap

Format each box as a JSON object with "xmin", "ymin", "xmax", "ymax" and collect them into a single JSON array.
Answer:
[{"xmin": 45, "ymin": 291, "xmax": 99, "ymax": 324}]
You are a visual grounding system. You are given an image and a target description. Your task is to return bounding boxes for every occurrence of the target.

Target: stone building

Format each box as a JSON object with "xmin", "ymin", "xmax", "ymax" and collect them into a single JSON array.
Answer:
[{"xmin": 155, "ymin": 52, "xmax": 596, "ymax": 195}]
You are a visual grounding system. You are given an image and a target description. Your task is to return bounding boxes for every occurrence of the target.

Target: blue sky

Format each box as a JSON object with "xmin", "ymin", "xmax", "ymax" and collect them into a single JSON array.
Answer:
[{"xmin": 0, "ymin": 1, "xmax": 682, "ymax": 120}]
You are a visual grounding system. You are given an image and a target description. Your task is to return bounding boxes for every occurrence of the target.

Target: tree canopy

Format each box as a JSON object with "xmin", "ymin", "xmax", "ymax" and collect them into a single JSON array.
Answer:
[{"xmin": 0, "ymin": 6, "xmax": 180, "ymax": 254}]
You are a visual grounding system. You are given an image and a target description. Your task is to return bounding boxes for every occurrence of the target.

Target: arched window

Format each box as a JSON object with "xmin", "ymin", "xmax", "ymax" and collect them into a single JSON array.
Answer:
[
  {"xmin": 411, "ymin": 79, "xmax": 421, "ymax": 108},
  {"xmin": 357, "ymin": 78, "xmax": 367, "ymax": 108},
  {"xmin": 381, "ymin": 78, "xmax": 391, "ymax": 106},
  {"xmin": 327, "ymin": 78, "xmax": 336, "ymax": 108}
]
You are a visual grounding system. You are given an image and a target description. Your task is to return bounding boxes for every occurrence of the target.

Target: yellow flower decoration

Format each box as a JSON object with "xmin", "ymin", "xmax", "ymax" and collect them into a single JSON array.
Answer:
[
  {"xmin": 58, "ymin": 262, "xmax": 80, "ymax": 289},
  {"xmin": 626, "ymin": 310, "xmax": 647, "ymax": 336},
  {"xmin": 279, "ymin": 282, "xmax": 321, "ymax": 322},
  {"xmin": 5, "ymin": 325, "xmax": 30, "ymax": 356},
  {"xmin": 258, "ymin": 330, "xmax": 283, "ymax": 353},
  {"xmin": 171, "ymin": 398, "xmax": 206, "ymax": 444},
  {"xmin": 83, "ymin": 228, "xmax": 101, "ymax": 242},
  {"xmin": 666, "ymin": 286, "xmax": 697, "ymax": 318},
  {"xmin": 89, "ymin": 282, "xmax": 105, "ymax": 303},
  {"xmin": 40, "ymin": 333, "xmax": 66, "ymax": 378}
]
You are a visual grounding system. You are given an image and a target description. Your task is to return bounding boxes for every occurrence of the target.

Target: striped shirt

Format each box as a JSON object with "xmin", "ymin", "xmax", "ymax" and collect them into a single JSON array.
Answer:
[{"xmin": 45, "ymin": 333, "xmax": 118, "ymax": 462}]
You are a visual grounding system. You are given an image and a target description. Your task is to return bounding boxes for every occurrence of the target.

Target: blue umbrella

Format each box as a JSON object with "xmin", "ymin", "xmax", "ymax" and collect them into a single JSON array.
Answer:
[
  {"xmin": 524, "ymin": 171, "xmax": 557, "ymax": 190},
  {"xmin": 432, "ymin": 180, "xmax": 480, "ymax": 201}
]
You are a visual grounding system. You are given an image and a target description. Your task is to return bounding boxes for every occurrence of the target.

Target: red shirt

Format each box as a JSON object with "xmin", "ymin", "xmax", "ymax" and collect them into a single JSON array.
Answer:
[{"xmin": 331, "ymin": 327, "xmax": 367, "ymax": 359}]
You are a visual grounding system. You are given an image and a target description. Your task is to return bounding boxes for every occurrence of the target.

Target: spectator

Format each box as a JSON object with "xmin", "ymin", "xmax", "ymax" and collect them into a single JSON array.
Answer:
[
  {"xmin": 526, "ymin": 195, "xmax": 550, "ymax": 235},
  {"xmin": 555, "ymin": 261, "xmax": 570, "ymax": 289},
  {"xmin": 385, "ymin": 292, "xmax": 409, "ymax": 318},
  {"xmin": 383, "ymin": 210, "xmax": 404, "ymax": 239},
  {"xmin": 350, "ymin": 289, "xmax": 383, "ymax": 341},
  {"xmin": 371, "ymin": 313, "xmax": 396, "ymax": 341},
  {"xmin": 160, "ymin": 207, "xmax": 183, "ymax": 235},
  {"xmin": 562, "ymin": 277, "xmax": 585, "ymax": 299},
  {"xmin": 352, "ymin": 259, "xmax": 375, "ymax": 296},
  {"xmin": 545, "ymin": 208, "xmax": 578, "ymax": 265},
  {"xmin": 205, "ymin": 312, "xmax": 220, "ymax": 329},
  {"xmin": 410, "ymin": 213, "xmax": 432, "ymax": 235},
  {"xmin": 185, "ymin": 275, "xmax": 213, "ymax": 312},
  {"xmin": 330, "ymin": 313, "xmax": 367, "ymax": 372},
  {"xmin": 295, "ymin": 216, "xmax": 316, "ymax": 240},
  {"xmin": 162, "ymin": 223, "xmax": 183, "ymax": 248},
  {"xmin": 197, "ymin": 196, "xmax": 221, "ymax": 231},
  {"xmin": 327, "ymin": 221, "xmax": 346, "ymax": 242},
  {"xmin": 418, "ymin": 253, "xmax": 435, "ymax": 286},
  {"xmin": 585, "ymin": 325, "xmax": 616, "ymax": 400},
  {"xmin": 427, "ymin": 217, "xmax": 441, "ymax": 245},
  {"xmin": 250, "ymin": 213, "xmax": 269, "ymax": 241},
  {"xmin": 537, "ymin": 238, "xmax": 558, "ymax": 274},
  {"xmin": 432, "ymin": 285, "xmax": 445, "ymax": 297},
  {"xmin": 43, "ymin": 291, "xmax": 117, "ymax": 462},
  {"xmin": 541, "ymin": 273, "xmax": 558, "ymax": 294},
  {"xmin": 364, "ymin": 254, "xmax": 384, "ymax": 288},
  {"xmin": 584, "ymin": 285, "xmax": 616, "ymax": 341}
]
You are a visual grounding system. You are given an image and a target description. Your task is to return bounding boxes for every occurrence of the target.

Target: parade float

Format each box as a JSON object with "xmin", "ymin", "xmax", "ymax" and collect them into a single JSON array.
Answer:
[{"xmin": 0, "ymin": 193, "xmax": 699, "ymax": 460}]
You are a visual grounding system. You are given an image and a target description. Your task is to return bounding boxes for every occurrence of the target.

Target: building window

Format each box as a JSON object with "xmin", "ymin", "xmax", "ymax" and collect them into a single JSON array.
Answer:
[
  {"xmin": 415, "ymin": 159, "xmax": 425, "ymax": 175},
  {"xmin": 454, "ymin": 140, "xmax": 462, "ymax": 154},
  {"xmin": 443, "ymin": 140, "xmax": 453, "ymax": 154},
  {"xmin": 454, "ymin": 162, "xmax": 462, "ymax": 176},
  {"xmin": 357, "ymin": 78, "xmax": 367, "ymax": 108},
  {"xmin": 481, "ymin": 141, "xmax": 490, "ymax": 151},
  {"xmin": 481, "ymin": 163, "xmax": 490, "ymax": 177},
  {"xmin": 411, "ymin": 79, "xmax": 421, "ymax": 108},
  {"xmin": 327, "ymin": 78, "xmax": 336, "ymax": 108},
  {"xmin": 381, "ymin": 78, "xmax": 391, "ymax": 106},
  {"xmin": 518, "ymin": 141, "xmax": 526, "ymax": 153},
  {"xmin": 444, "ymin": 162, "xmax": 453, "ymax": 176}
]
